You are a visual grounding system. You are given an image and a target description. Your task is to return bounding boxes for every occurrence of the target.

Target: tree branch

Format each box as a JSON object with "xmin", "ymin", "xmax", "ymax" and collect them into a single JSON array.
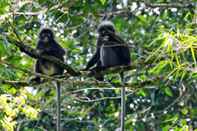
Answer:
[
  {"xmin": 6, "ymin": 36, "xmax": 80, "ymax": 76},
  {"xmin": 144, "ymin": 2, "xmax": 193, "ymax": 8},
  {"xmin": 0, "ymin": 75, "xmax": 156, "ymax": 89},
  {"xmin": 0, "ymin": 78, "xmax": 28, "ymax": 87}
]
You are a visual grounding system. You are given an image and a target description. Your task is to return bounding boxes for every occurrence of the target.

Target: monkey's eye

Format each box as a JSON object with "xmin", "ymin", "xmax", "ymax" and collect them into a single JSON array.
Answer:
[
  {"xmin": 101, "ymin": 30, "xmax": 106, "ymax": 35},
  {"xmin": 41, "ymin": 34, "xmax": 46, "ymax": 37}
]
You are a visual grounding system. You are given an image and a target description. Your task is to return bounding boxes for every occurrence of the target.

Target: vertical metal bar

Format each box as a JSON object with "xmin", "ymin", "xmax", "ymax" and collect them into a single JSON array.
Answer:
[
  {"xmin": 56, "ymin": 82, "xmax": 61, "ymax": 131},
  {"xmin": 121, "ymin": 85, "xmax": 125, "ymax": 131},
  {"xmin": 120, "ymin": 72, "xmax": 125, "ymax": 131}
]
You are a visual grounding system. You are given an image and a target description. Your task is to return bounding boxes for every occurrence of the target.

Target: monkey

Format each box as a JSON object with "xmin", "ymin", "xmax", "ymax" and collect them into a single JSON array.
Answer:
[
  {"xmin": 21, "ymin": 28, "xmax": 65, "ymax": 131},
  {"xmin": 33, "ymin": 28, "xmax": 65, "ymax": 83},
  {"xmin": 36, "ymin": 28, "xmax": 65, "ymax": 131},
  {"xmin": 84, "ymin": 21, "xmax": 131, "ymax": 80},
  {"xmin": 84, "ymin": 21, "xmax": 131, "ymax": 131}
]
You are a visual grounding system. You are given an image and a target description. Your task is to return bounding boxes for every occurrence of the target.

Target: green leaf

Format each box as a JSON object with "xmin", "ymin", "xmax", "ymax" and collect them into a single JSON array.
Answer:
[
  {"xmin": 181, "ymin": 108, "xmax": 188, "ymax": 115},
  {"xmin": 100, "ymin": 0, "xmax": 106, "ymax": 5},
  {"xmin": 164, "ymin": 87, "xmax": 173, "ymax": 97},
  {"xmin": 150, "ymin": 60, "xmax": 170, "ymax": 75},
  {"xmin": 0, "ymin": 0, "xmax": 9, "ymax": 14}
]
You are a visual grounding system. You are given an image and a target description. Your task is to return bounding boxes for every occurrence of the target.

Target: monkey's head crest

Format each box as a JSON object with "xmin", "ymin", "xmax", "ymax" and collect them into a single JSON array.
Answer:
[
  {"xmin": 39, "ymin": 28, "xmax": 55, "ymax": 43},
  {"xmin": 39, "ymin": 28, "xmax": 54, "ymax": 38},
  {"xmin": 97, "ymin": 21, "xmax": 115, "ymax": 34}
]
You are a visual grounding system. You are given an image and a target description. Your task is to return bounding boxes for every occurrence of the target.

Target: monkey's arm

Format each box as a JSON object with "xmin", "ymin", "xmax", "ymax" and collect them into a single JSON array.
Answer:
[
  {"xmin": 85, "ymin": 48, "xmax": 100, "ymax": 70},
  {"xmin": 46, "ymin": 45, "xmax": 65, "ymax": 58},
  {"xmin": 110, "ymin": 33, "xmax": 131, "ymax": 64},
  {"xmin": 53, "ymin": 41, "xmax": 66, "ymax": 56},
  {"xmin": 112, "ymin": 39, "xmax": 131, "ymax": 65},
  {"xmin": 120, "ymin": 47, "xmax": 131, "ymax": 64},
  {"xmin": 19, "ymin": 45, "xmax": 37, "ymax": 57},
  {"xmin": 37, "ymin": 41, "xmax": 65, "ymax": 58}
]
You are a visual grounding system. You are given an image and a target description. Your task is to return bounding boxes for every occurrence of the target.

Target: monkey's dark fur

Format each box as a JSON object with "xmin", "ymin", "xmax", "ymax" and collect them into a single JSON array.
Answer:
[
  {"xmin": 85, "ymin": 21, "xmax": 131, "ymax": 81},
  {"xmin": 19, "ymin": 28, "xmax": 65, "ymax": 131},
  {"xmin": 35, "ymin": 28, "xmax": 65, "ymax": 131},
  {"xmin": 33, "ymin": 28, "xmax": 65, "ymax": 82}
]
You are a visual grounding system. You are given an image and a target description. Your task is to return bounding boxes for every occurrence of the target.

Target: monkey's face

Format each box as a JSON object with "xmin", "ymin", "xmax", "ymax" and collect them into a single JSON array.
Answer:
[
  {"xmin": 97, "ymin": 21, "xmax": 115, "ymax": 36},
  {"xmin": 40, "ymin": 32, "xmax": 52, "ymax": 43},
  {"xmin": 98, "ymin": 26, "xmax": 115, "ymax": 37},
  {"xmin": 39, "ymin": 28, "xmax": 54, "ymax": 43}
]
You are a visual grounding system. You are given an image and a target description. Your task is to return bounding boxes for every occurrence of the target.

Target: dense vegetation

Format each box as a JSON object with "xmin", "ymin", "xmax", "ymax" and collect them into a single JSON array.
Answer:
[{"xmin": 0, "ymin": 0, "xmax": 196, "ymax": 130}]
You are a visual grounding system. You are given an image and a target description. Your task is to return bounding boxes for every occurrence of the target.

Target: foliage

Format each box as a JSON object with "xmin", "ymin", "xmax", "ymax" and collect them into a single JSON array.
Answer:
[{"xmin": 0, "ymin": 0, "xmax": 196, "ymax": 130}]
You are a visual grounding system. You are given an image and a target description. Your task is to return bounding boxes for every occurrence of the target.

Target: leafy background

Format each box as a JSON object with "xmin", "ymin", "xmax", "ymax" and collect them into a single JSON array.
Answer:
[{"xmin": 0, "ymin": 0, "xmax": 196, "ymax": 131}]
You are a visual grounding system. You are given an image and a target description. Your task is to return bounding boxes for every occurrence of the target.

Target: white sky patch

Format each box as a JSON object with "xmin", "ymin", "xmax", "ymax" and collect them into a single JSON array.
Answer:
[
  {"xmin": 78, "ymin": 117, "xmax": 82, "ymax": 121},
  {"xmin": 84, "ymin": 89, "xmax": 88, "ymax": 94},
  {"xmin": 129, "ymin": 103, "xmax": 134, "ymax": 108},
  {"xmin": 37, "ymin": 14, "xmax": 45, "ymax": 20},
  {"xmin": 140, "ymin": 28, "xmax": 145, "ymax": 35},
  {"xmin": 179, "ymin": 101, "xmax": 184, "ymax": 106},
  {"xmin": 114, "ymin": 112, "xmax": 119, "ymax": 117},
  {"xmin": 57, "ymin": 22, "xmax": 64, "ymax": 28},
  {"xmin": 26, "ymin": 36, "xmax": 32, "ymax": 41},
  {"xmin": 67, "ymin": 60, "xmax": 72, "ymax": 64},
  {"xmin": 186, "ymin": 118, "xmax": 191, "ymax": 122},
  {"xmin": 142, "ymin": 118, "xmax": 146, "ymax": 122},
  {"xmin": 151, "ymin": 113, "xmax": 155, "ymax": 118},
  {"xmin": 71, "ymin": 30, "xmax": 77, "ymax": 35},
  {"xmin": 56, "ymin": 32, "xmax": 61, "ymax": 37},
  {"xmin": 48, "ymin": 18, "xmax": 53, "ymax": 25},
  {"xmin": 138, "ymin": 3, "xmax": 145, "ymax": 11},
  {"xmin": 147, "ymin": 99, "xmax": 151, "ymax": 103},
  {"xmin": 67, "ymin": 105, "xmax": 71, "ymax": 109},
  {"xmin": 136, "ymin": 10, "xmax": 141, "ymax": 16},
  {"xmin": 140, "ymin": 2, "xmax": 146, "ymax": 9},
  {"xmin": 53, "ymin": 27, "xmax": 58, "ymax": 31},
  {"xmin": 153, "ymin": 7, "xmax": 160, "ymax": 15},
  {"xmin": 171, "ymin": 8, "xmax": 177, "ymax": 12},
  {"xmin": 33, "ymin": 24, "xmax": 37, "ymax": 27},
  {"xmin": 130, "ymin": 2, "xmax": 138, "ymax": 11},
  {"xmin": 40, "ymin": 20, "xmax": 45, "ymax": 25},
  {"xmin": 60, "ymin": 35, "xmax": 64, "ymax": 38},
  {"xmin": 89, "ymin": 32, "xmax": 95, "ymax": 36},
  {"xmin": 134, "ymin": 100, "xmax": 138, "ymax": 104},
  {"xmin": 20, "ymin": 52, "xmax": 26, "ymax": 57},
  {"xmin": 25, "ymin": 86, "xmax": 37, "ymax": 96},
  {"xmin": 129, "ymin": 39, "xmax": 134, "ymax": 44},
  {"xmin": 116, "ymin": 4, "xmax": 123, "ymax": 9},
  {"xmin": 122, "ymin": 0, "xmax": 128, "ymax": 7},
  {"xmin": 60, "ymin": 29, "xmax": 64, "ymax": 34},
  {"xmin": 79, "ymin": 46, "xmax": 83, "ymax": 51},
  {"xmin": 1, "ymin": 56, "xmax": 7, "ymax": 60},
  {"xmin": 132, "ymin": 118, "xmax": 137, "ymax": 123},
  {"xmin": 148, "ymin": 10, "xmax": 153, "ymax": 16}
]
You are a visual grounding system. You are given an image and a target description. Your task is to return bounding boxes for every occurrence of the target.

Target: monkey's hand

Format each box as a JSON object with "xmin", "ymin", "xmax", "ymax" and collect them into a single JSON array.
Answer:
[
  {"xmin": 36, "ymin": 49, "xmax": 44, "ymax": 55},
  {"xmin": 44, "ymin": 47, "xmax": 53, "ymax": 53}
]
